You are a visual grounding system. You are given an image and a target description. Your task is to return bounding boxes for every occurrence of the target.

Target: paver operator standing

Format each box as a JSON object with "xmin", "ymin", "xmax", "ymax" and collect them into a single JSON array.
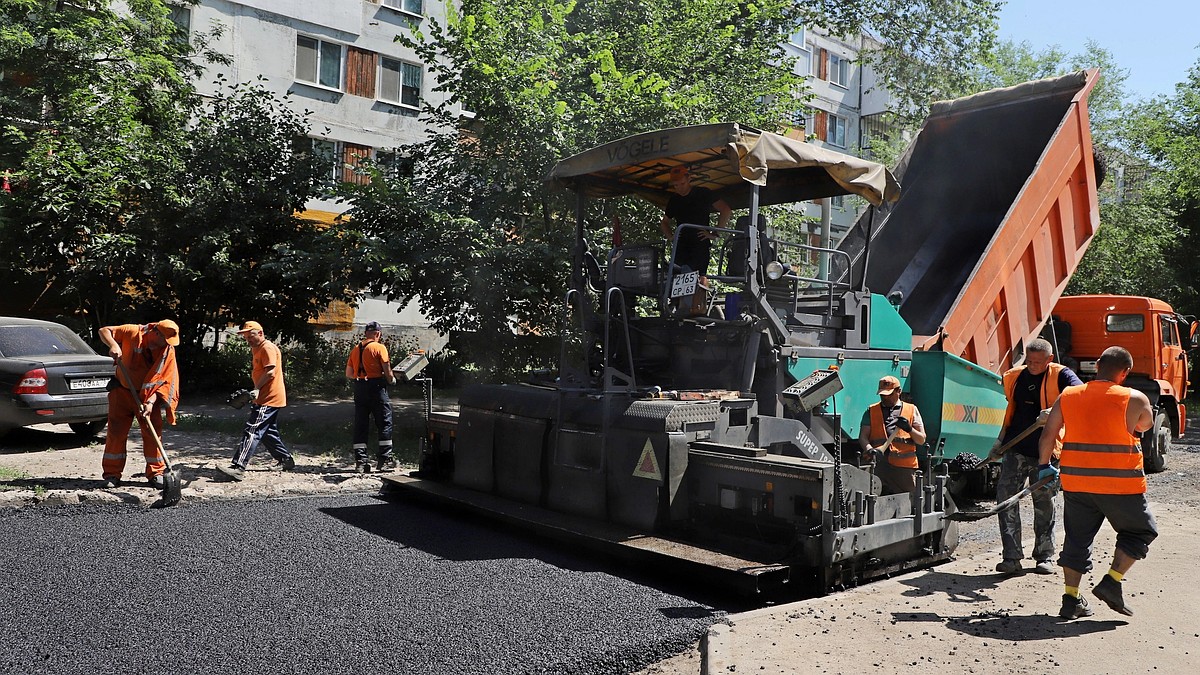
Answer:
[
  {"xmin": 1039, "ymin": 345, "xmax": 1157, "ymax": 619},
  {"xmin": 658, "ymin": 164, "xmax": 732, "ymax": 276},
  {"xmin": 859, "ymin": 375, "xmax": 927, "ymax": 495},
  {"xmin": 994, "ymin": 338, "xmax": 1082, "ymax": 576},
  {"xmin": 98, "ymin": 321, "xmax": 181, "ymax": 489},
  {"xmin": 345, "ymin": 321, "xmax": 397, "ymax": 474}
]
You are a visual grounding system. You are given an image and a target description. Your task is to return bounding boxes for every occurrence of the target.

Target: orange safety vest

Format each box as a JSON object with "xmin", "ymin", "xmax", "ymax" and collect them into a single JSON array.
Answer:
[
  {"xmin": 1002, "ymin": 362, "xmax": 1066, "ymax": 427},
  {"xmin": 868, "ymin": 402, "xmax": 919, "ymax": 469},
  {"xmin": 1003, "ymin": 362, "xmax": 1066, "ymax": 455},
  {"xmin": 1058, "ymin": 381, "xmax": 1146, "ymax": 495}
]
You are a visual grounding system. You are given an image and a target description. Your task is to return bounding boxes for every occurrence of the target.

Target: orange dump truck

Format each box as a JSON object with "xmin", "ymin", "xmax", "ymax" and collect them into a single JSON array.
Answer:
[{"xmin": 1044, "ymin": 294, "xmax": 1196, "ymax": 472}]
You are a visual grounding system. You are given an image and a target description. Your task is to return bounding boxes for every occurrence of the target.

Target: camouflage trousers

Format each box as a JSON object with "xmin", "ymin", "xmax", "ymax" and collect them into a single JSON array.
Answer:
[{"xmin": 997, "ymin": 451, "xmax": 1058, "ymax": 563}]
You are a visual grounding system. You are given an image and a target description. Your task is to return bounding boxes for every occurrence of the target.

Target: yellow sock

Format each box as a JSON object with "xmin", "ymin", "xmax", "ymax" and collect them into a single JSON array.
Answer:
[
  {"xmin": 1107, "ymin": 569, "xmax": 1125, "ymax": 582},
  {"xmin": 1064, "ymin": 585, "xmax": 1080, "ymax": 598}
]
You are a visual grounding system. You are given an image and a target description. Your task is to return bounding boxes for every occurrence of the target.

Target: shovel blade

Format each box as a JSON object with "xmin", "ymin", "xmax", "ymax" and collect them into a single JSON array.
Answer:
[{"xmin": 160, "ymin": 470, "xmax": 182, "ymax": 507}]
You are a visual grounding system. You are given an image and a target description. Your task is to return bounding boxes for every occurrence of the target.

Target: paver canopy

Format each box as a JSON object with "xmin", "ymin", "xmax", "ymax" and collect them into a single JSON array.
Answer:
[{"xmin": 545, "ymin": 123, "xmax": 900, "ymax": 211}]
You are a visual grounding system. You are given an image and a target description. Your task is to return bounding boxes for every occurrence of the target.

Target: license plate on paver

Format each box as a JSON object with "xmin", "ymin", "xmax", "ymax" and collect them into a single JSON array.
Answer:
[{"xmin": 69, "ymin": 378, "xmax": 108, "ymax": 391}]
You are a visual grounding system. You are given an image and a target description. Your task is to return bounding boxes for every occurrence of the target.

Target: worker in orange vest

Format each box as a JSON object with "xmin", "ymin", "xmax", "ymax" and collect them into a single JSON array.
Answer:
[
  {"xmin": 993, "ymin": 338, "xmax": 1082, "ymax": 577},
  {"xmin": 1038, "ymin": 345, "xmax": 1156, "ymax": 620},
  {"xmin": 98, "ymin": 321, "xmax": 181, "ymax": 488},
  {"xmin": 858, "ymin": 374, "xmax": 926, "ymax": 495}
]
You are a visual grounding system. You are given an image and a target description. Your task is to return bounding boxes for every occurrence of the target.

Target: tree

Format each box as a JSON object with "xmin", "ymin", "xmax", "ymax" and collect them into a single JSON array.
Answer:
[
  {"xmin": 0, "ymin": 1, "xmax": 355, "ymax": 352},
  {"xmin": 0, "ymin": 0, "xmax": 207, "ymax": 330},
  {"xmin": 342, "ymin": 0, "xmax": 1001, "ymax": 378},
  {"xmin": 1121, "ymin": 58, "xmax": 1200, "ymax": 312}
]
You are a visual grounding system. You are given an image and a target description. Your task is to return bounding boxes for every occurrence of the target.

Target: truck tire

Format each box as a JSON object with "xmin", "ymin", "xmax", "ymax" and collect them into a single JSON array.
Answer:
[{"xmin": 1142, "ymin": 412, "xmax": 1170, "ymax": 474}]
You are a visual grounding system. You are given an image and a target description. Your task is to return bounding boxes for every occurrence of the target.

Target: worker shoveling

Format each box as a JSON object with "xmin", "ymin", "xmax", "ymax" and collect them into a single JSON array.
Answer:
[{"xmin": 115, "ymin": 360, "xmax": 183, "ymax": 507}]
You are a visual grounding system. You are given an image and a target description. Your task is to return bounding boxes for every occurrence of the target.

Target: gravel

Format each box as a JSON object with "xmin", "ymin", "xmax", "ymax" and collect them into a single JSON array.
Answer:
[{"xmin": 0, "ymin": 494, "xmax": 723, "ymax": 675}]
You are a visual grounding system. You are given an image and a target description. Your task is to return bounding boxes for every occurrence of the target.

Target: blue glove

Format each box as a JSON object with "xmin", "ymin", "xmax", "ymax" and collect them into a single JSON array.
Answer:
[{"xmin": 1037, "ymin": 463, "xmax": 1060, "ymax": 482}]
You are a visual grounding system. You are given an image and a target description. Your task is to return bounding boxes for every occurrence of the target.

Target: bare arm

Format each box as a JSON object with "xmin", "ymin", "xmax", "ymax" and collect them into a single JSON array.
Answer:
[
  {"xmin": 659, "ymin": 214, "xmax": 672, "ymax": 240},
  {"xmin": 99, "ymin": 325, "xmax": 121, "ymax": 362},
  {"xmin": 713, "ymin": 199, "xmax": 732, "ymax": 229},
  {"xmin": 253, "ymin": 364, "xmax": 276, "ymax": 392},
  {"xmin": 1128, "ymin": 390, "xmax": 1154, "ymax": 434},
  {"xmin": 1038, "ymin": 399, "xmax": 1065, "ymax": 465}
]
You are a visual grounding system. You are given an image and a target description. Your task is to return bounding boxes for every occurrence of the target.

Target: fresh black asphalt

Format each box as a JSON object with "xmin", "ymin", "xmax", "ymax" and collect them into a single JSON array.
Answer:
[{"xmin": 0, "ymin": 493, "xmax": 724, "ymax": 674}]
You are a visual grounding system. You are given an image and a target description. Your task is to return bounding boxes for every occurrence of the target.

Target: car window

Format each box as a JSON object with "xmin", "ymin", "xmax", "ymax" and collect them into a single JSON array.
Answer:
[
  {"xmin": 0, "ymin": 325, "xmax": 96, "ymax": 357},
  {"xmin": 1106, "ymin": 314, "xmax": 1144, "ymax": 332}
]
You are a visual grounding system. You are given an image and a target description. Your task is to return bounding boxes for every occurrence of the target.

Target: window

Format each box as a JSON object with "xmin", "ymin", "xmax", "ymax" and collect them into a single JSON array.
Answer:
[
  {"xmin": 296, "ymin": 35, "xmax": 343, "ymax": 90},
  {"xmin": 826, "ymin": 113, "xmax": 847, "ymax": 148},
  {"xmin": 382, "ymin": 0, "xmax": 424, "ymax": 15},
  {"xmin": 1161, "ymin": 316, "xmax": 1179, "ymax": 346},
  {"xmin": 167, "ymin": 5, "xmax": 191, "ymax": 42},
  {"xmin": 311, "ymin": 139, "xmax": 340, "ymax": 185},
  {"xmin": 828, "ymin": 53, "xmax": 849, "ymax": 87},
  {"xmin": 380, "ymin": 57, "xmax": 422, "ymax": 108},
  {"xmin": 788, "ymin": 26, "xmax": 806, "ymax": 47},
  {"xmin": 808, "ymin": 43, "xmax": 819, "ymax": 76},
  {"xmin": 1107, "ymin": 314, "xmax": 1144, "ymax": 332},
  {"xmin": 831, "ymin": 195, "xmax": 844, "ymax": 209}
]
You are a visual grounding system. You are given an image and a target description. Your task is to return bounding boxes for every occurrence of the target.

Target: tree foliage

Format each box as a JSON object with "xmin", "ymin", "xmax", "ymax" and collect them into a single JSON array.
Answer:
[
  {"xmin": 1122, "ymin": 58, "xmax": 1200, "ymax": 312},
  {"xmin": 0, "ymin": 1, "xmax": 354, "ymax": 351},
  {"xmin": 342, "ymin": 0, "xmax": 1001, "ymax": 378}
]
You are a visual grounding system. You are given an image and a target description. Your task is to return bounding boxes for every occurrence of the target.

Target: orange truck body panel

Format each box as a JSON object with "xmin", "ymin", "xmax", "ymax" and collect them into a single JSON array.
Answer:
[{"xmin": 844, "ymin": 70, "xmax": 1101, "ymax": 375}]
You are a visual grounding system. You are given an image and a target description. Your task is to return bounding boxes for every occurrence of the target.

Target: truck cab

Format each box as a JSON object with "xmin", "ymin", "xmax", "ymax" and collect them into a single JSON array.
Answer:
[{"xmin": 1045, "ymin": 294, "xmax": 1197, "ymax": 472}]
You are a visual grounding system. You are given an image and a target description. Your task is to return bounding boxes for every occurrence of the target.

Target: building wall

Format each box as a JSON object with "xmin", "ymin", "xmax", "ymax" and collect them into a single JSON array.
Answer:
[{"xmin": 187, "ymin": 0, "xmax": 450, "ymax": 349}]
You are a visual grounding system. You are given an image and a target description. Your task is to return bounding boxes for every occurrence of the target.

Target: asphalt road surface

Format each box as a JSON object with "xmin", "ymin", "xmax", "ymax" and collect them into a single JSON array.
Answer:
[{"xmin": 0, "ymin": 494, "xmax": 725, "ymax": 675}]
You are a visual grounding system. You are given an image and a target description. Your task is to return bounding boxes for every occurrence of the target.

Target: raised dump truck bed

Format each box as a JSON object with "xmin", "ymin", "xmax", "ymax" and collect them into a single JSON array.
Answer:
[{"xmin": 839, "ymin": 70, "xmax": 1101, "ymax": 373}]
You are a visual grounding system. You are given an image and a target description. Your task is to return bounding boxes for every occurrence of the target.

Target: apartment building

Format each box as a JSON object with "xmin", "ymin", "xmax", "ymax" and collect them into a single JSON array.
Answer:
[
  {"xmin": 780, "ymin": 26, "xmax": 900, "ymax": 244},
  {"xmin": 176, "ymin": 0, "xmax": 454, "ymax": 345}
]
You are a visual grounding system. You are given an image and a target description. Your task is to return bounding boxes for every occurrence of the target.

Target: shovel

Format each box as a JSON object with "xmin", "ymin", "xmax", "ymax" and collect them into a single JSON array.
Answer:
[
  {"xmin": 945, "ymin": 475, "xmax": 1054, "ymax": 522},
  {"xmin": 115, "ymin": 360, "xmax": 183, "ymax": 507},
  {"xmin": 984, "ymin": 409, "xmax": 1051, "ymax": 463}
]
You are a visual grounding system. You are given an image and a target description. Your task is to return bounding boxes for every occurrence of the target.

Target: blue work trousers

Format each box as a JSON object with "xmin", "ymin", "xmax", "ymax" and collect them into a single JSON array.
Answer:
[{"xmin": 232, "ymin": 403, "xmax": 291, "ymax": 469}]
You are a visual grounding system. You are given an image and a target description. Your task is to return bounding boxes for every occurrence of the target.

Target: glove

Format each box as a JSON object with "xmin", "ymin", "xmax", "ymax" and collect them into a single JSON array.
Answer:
[
  {"xmin": 894, "ymin": 417, "xmax": 912, "ymax": 432},
  {"xmin": 1037, "ymin": 463, "xmax": 1060, "ymax": 482},
  {"xmin": 250, "ymin": 389, "xmax": 260, "ymax": 400}
]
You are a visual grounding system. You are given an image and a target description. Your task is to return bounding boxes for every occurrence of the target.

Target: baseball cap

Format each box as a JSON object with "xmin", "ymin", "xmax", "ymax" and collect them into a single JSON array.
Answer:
[
  {"xmin": 877, "ymin": 375, "xmax": 900, "ymax": 395},
  {"xmin": 364, "ymin": 321, "xmax": 382, "ymax": 332},
  {"xmin": 153, "ymin": 319, "xmax": 181, "ymax": 346},
  {"xmin": 669, "ymin": 165, "xmax": 690, "ymax": 178},
  {"xmin": 236, "ymin": 320, "xmax": 263, "ymax": 334}
]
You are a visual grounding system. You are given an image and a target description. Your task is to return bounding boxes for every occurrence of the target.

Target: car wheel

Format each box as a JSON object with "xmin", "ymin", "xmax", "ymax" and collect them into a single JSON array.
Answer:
[
  {"xmin": 69, "ymin": 420, "xmax": 107, "ymax": 438},
  {"xmin": 1142, "ymin": 412, "xmax": 1169, "ymax": 474}
]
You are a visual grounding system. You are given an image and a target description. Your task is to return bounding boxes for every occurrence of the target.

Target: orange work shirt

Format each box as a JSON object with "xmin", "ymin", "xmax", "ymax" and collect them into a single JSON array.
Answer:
[
  {"xmin": 347, "ymin": 339, "xmax": 391, "ymax": 379},
  {"xmin": 252, "ymin": 339, "xmax": 287, "ymax": 407}
]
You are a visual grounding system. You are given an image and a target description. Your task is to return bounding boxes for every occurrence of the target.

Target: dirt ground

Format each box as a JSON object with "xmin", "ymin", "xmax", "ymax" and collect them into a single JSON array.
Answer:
[{"xmin": 4, "ymin": 405, "xmax": 1200, "ymax": 675}]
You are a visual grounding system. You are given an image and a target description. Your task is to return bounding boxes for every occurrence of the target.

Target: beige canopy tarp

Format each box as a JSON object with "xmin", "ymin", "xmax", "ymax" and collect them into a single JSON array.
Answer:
[{"xmin": 545, "ymin": 123, "xmax": 900, "ymax": 210}]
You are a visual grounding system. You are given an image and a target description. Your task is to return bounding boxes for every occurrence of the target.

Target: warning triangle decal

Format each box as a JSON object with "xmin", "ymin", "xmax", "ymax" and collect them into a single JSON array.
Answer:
[{"xmin": 632, "ymin": 439, "xmax": 662, "ymax": 481}]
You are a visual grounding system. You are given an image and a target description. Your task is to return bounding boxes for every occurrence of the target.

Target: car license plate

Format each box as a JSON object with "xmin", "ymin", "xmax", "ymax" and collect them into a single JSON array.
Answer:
[{"xmin": 69, "ymin": 378, "xmax": 109, "ymax": 391}]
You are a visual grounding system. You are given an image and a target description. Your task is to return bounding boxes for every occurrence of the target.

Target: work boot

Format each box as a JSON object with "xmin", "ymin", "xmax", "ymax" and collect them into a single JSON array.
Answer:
[
  {"xmin": 101, "ymin": 477, "xmax": 121, "ymax": 489},
  {"xmin": 1093, "ymin": 575, "xmax": 1134, "ymax": 616},
  {"xmin": 216, "ymin": 463, "xmax": 245, "ymax": 482},
  {"xmin": 147, "ymin": 474, "xmax": 165, "ymax": 489},
  {"xmin": 358, "ymin": 462, "xmax": 372, "ymax": 475},
  {"xmin": 377, "ymin": 459, "xmax": 398, "ymax": 473},
  {"xmin": 1033, "ymin": 560, "xmax": 1056, "ymax": 575},
  {"xmin": 995, "ymin": 559, "xmax": 1022, "ymax": 575},
  {"xmin": 278, "ymin": 456, "xmax": 296, "ymax": 472},
  {"xmin": 1059, "ymin": 593, "xmax": 1094, "ymax": 620}
]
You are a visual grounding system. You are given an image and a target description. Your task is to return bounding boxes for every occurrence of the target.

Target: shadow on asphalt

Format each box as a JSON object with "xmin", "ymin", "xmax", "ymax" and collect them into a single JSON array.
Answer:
[{"xmin": 319, "ymin": 495, "xmax": 752, "ymax": 613}]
